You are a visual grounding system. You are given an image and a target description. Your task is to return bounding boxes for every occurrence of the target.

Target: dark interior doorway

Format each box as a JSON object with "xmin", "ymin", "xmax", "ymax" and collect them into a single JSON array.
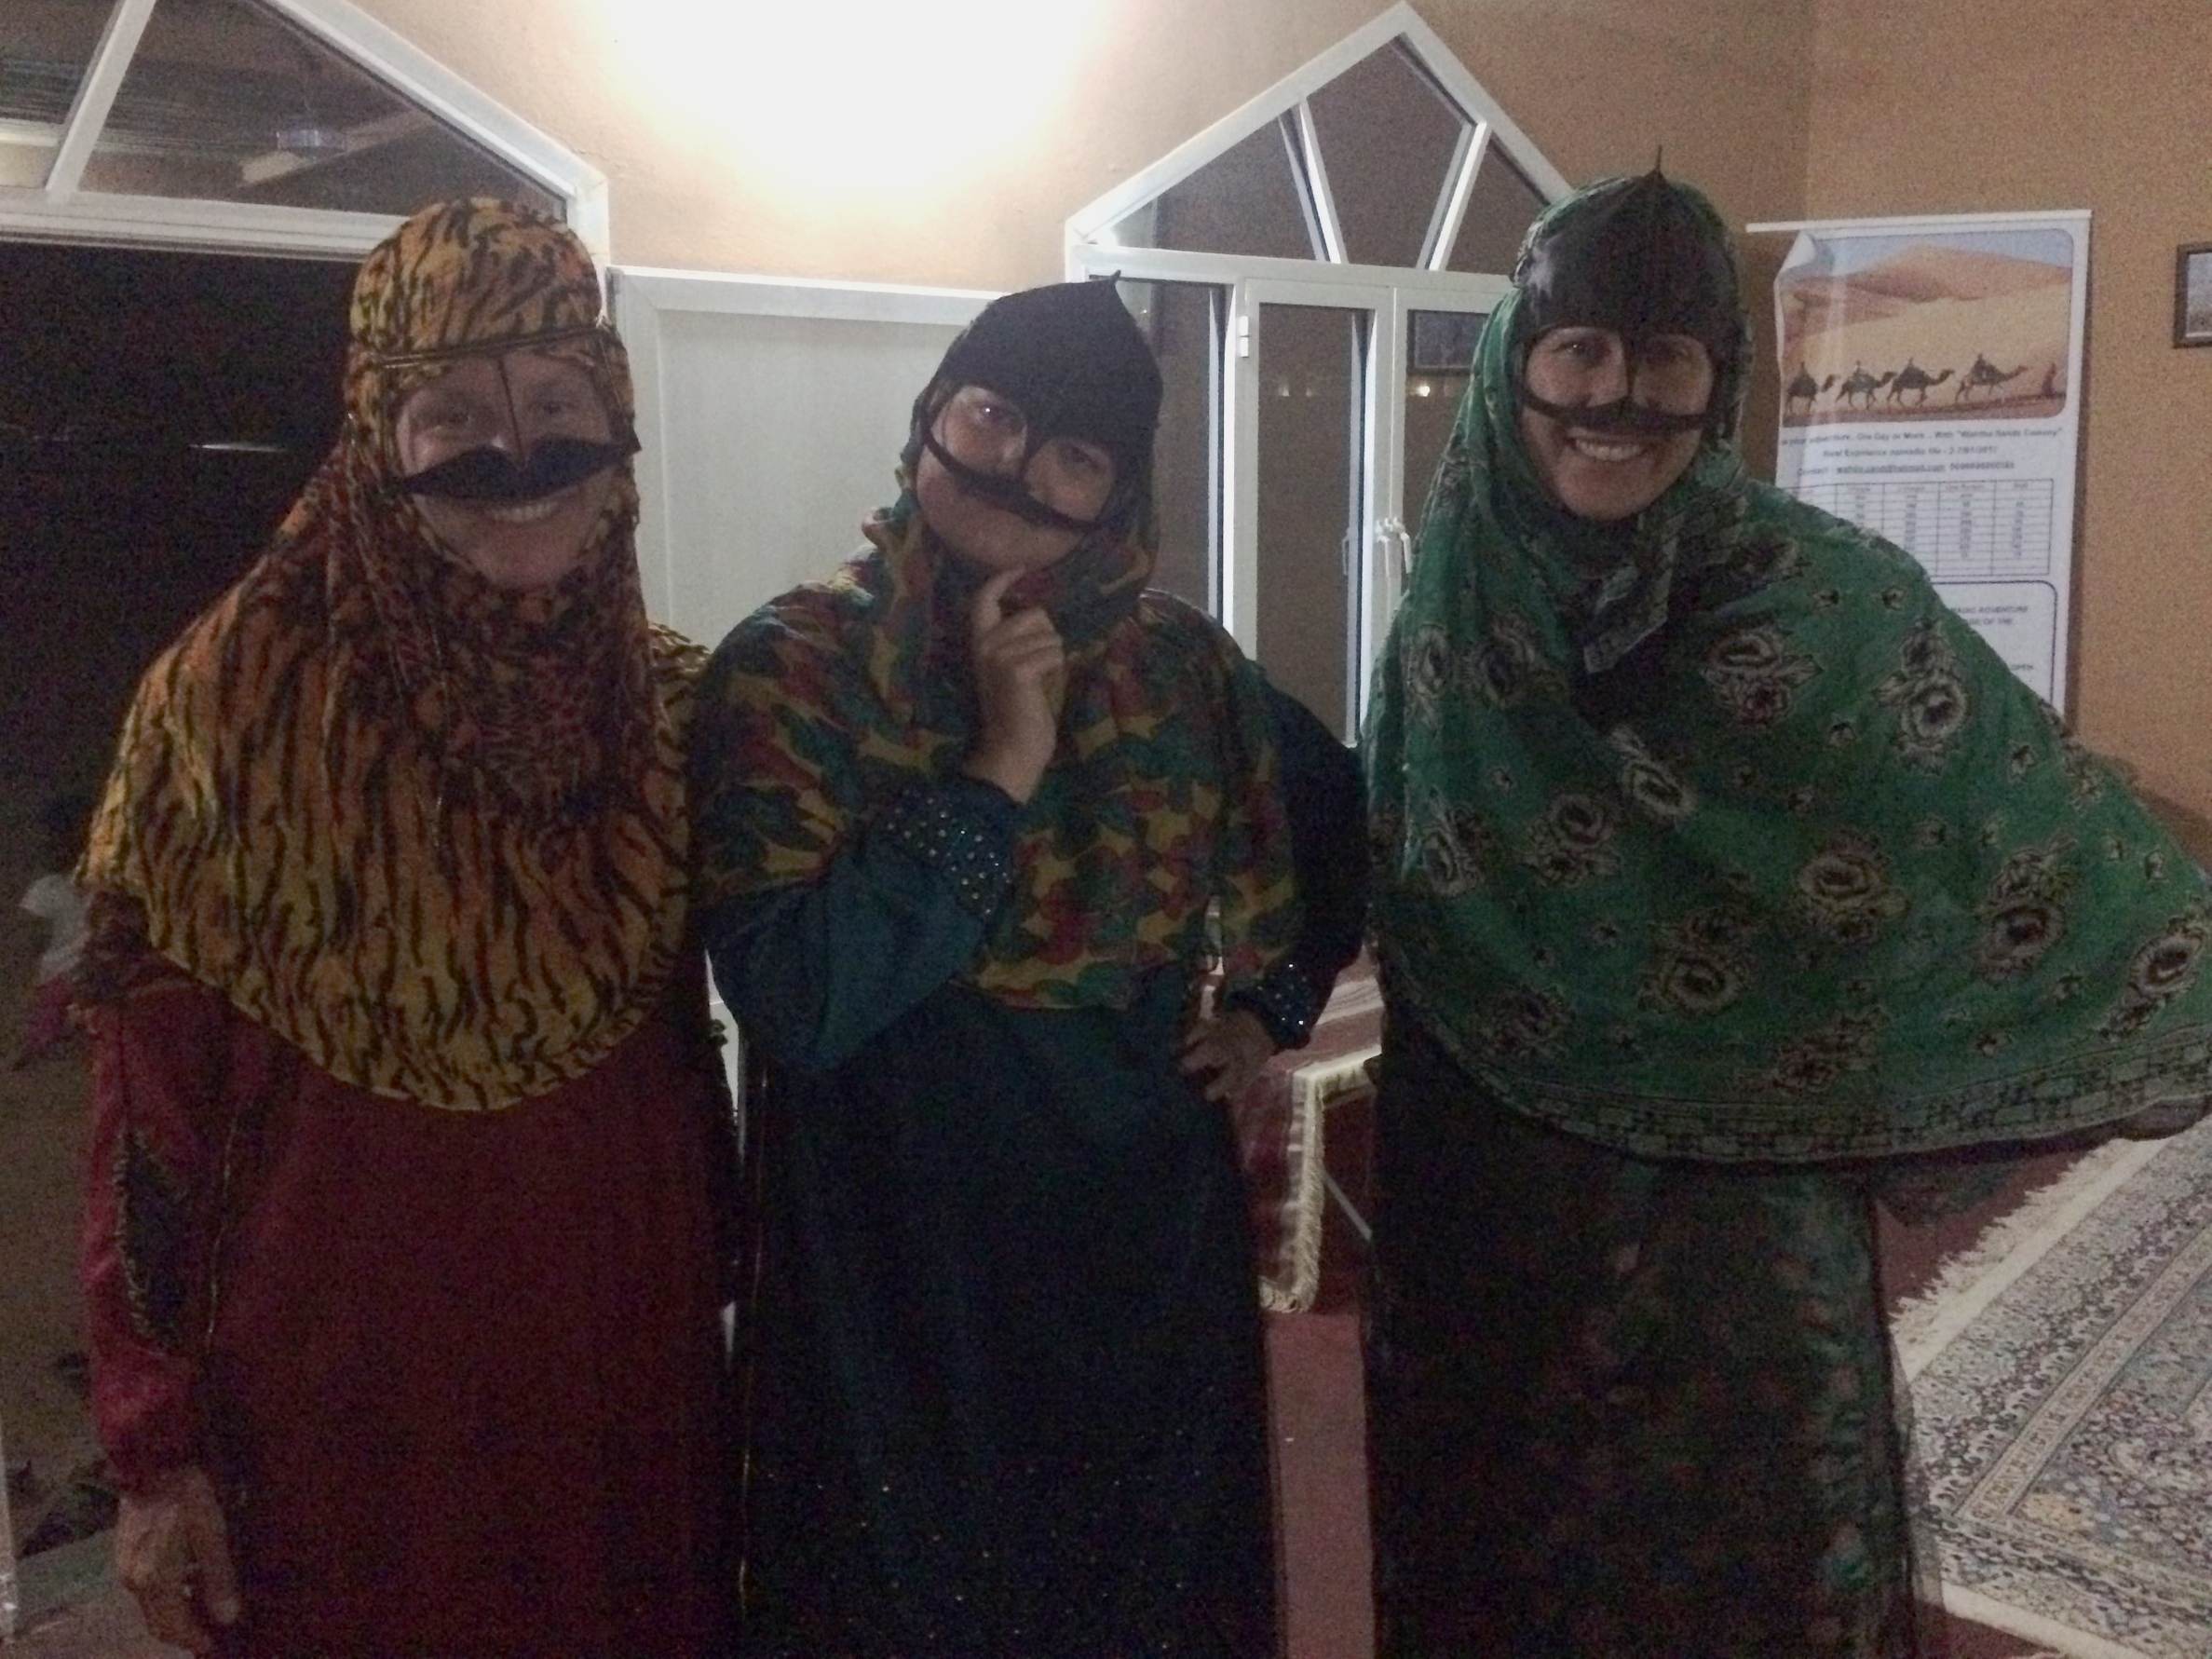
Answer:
[
  {"xmin": 1, "ymin": 241, "xmax": 353, "ymax": 808},
  {"xmin": 0, "ymin": 239, "xmax": 351, "ymax": 1572}
]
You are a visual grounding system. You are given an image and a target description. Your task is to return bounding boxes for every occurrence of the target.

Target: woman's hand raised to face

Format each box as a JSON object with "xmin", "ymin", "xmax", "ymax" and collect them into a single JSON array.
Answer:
[{"xmin": 960, "ymin": 567, "xmax": 1067, "ymax": 805}]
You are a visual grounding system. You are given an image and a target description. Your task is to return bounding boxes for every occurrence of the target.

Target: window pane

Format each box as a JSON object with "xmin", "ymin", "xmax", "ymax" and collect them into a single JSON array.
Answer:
[
  {"xmin": 1306, "ymin": 41, "xmax": 1468, "ymax": 269},
  {"xmin": 78, "ymin": 0, "xmax": 560, "ymax": 216},
  {"xmin": 1110, "ymin": 118, "xmax": 1316, "ymax": 262},
  {"xmin": 1448, "ymin": 147, "xmax": 1546, "ymax": 275},
  {"xmin": 1405, "ymin": 309, "xmax": 1486, "ymax": 527},
  {"xmin": 0, "ymin": 0, "xmax": 117, "ymax": 187},
  {"xmin": 1256, "ymin": 304, "xmax": 1365, "ymax": 739},
  {"xmin": 1117, "ymin": 279, "xmax": 1222, "ymax": 615}
]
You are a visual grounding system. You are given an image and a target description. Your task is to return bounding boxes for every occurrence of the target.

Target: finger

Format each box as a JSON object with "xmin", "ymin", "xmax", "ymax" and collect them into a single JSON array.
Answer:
[
  {"xmin": 979, "ymin": 607, "xmax": 1064, "ymax": 654},
  {"xmin": 136, "ymin": 1585, "xmax": 215, "ymax": 1652},
  {"xmin": 999, "ymin": 600, "xmax": 1062, "ymax": 636},
  {"xmin": 996, "ymin": 643, "xmax": 1069, "ymax": 681},
  {"xmin": 190, "ymin": 1508, "xmax": 243, "ymax": 1626},
  {"xmin": 970, "ymin": 567, "xmax": 1021, "ymax": 634},
  {"xmin": 1178, "ymin": 1039, "xmax": 1222, "ymax": 1074}
]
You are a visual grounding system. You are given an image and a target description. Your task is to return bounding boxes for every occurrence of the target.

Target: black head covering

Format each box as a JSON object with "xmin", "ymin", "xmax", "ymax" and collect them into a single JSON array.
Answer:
[
  {"xmin": 910, "ymin": 279, "xmax": 1163, "ymax": 537},
  {"xmin": 1510, "ymin": 166, "xmax": 1742, "ymax": 439}
]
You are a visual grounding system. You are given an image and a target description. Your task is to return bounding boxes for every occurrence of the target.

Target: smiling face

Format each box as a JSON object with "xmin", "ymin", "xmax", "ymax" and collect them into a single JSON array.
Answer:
[
  {"xmin": 1515, "ymin": 326, "xmax": 1715, "ymax": 523},
  {"xmin": 913, "ymin": 384, "xmax": 1119, "ymax": 573},
  {"xmin": 393, "ymin": 348, "xmax": 617, "ymax": 589}
]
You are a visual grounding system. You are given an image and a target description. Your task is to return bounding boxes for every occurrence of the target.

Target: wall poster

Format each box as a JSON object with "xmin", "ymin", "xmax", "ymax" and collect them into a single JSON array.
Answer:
[{"xmin": 1753, "ymin": 211, "xmax": 2089, "ymax": 712}]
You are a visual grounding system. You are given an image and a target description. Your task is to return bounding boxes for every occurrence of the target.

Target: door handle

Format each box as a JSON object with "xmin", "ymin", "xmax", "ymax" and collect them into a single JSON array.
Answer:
[{"xmin": 1375, "ymin": 516, "xmax": 1412, "ymax": 578}]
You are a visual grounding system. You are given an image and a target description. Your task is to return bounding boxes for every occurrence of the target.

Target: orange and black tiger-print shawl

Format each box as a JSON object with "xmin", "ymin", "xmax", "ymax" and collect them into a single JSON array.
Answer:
[{"xmin": 83, "ymin": 199, "xmax": 698, "ymax": 1109}]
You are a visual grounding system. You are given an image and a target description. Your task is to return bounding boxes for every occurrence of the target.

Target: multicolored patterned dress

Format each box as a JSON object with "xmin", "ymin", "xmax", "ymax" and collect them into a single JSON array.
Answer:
[
  {"xmin": 78, "ymin": 201, "xmax": 733, "ymax": 1658},
  {"xmin": 1363, "ymin": 178, "xmax": 2212, "ymax": 1657},
  {"xmin": 690, "ymin": 492, "xmax": 1358, "ymax": 1656}
]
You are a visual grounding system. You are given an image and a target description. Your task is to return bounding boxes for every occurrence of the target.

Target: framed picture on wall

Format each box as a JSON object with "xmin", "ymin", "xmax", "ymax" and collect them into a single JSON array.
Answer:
[
  {"xmin": 2176, "ymin": 243, "xmax": 2212, "ymax": 347},
  {"xmin": 1410, "ymin": 309, "xmax": 1487, "ymax": 374}
]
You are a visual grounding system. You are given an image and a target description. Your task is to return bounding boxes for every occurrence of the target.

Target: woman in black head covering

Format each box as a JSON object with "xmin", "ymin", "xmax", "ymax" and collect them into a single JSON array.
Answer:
[
  {"xmin": 688, "ymin": 279, "xmax": 1362, "ymax": 1656},
  {"xmin": 1364, "ymin": 171, "xmax": 2212, "ymax": 1656}
]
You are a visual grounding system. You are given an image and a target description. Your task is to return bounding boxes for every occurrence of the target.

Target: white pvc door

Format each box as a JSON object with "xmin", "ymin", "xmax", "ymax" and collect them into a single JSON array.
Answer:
[{"xmin": 1228, "ymin": 279, "xmax": 1491, "ymax": 737}]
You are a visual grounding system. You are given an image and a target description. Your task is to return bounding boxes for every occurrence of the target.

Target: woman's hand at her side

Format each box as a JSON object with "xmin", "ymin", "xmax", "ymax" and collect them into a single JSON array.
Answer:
[
  {"xmin": 1179, "ymin": 1007, "xmax": 1278, "ymax": 1104},
  {"xmin": 115, "ymin": 1463, "xmax": 241, "ymax": 1653}
]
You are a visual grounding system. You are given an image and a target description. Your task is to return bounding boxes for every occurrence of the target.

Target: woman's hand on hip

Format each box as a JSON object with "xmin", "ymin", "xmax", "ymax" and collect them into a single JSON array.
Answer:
[
  {"xmin": 1180, "ymin": 1007, "xmax": 1278, "ymax": 1103},
  {"xmin": 115, "ymin": 1463, "xmax": 240, "ymax": 1653},
  {"xmin": 960, "ymin": 567, "xmax": 1067, "ymax": 805}
]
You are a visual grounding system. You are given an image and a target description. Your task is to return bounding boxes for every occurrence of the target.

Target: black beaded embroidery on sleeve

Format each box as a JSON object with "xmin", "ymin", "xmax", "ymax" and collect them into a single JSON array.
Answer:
[
  {"xmin": 117, "ymin": 1128, "xmax": 194, "ymax": 1349},
  {"xmin": 878, "ymin": 782, "xmax": 1018, "ymax": 921},
  {"xmin": 1225, "ymin": 956, "xmax": 1327, "ymax": 1051}
]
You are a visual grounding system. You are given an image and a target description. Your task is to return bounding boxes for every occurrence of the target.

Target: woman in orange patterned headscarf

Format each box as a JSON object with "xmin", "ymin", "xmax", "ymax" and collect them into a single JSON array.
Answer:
[{"xmin": 77, "ymin": 200, "xmax": 731, "ymax": 1658}]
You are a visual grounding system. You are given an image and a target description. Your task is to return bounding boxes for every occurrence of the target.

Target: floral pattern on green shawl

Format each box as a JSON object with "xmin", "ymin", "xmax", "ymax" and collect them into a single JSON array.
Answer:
[{"xmin": 1364, "ymin": 181, "xmax": 2212, "ymax": 1162}]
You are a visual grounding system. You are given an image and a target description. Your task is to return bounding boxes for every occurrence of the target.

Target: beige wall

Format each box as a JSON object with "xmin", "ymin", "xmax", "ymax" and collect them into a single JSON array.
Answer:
[
  {"xmin": 1806, "ymin": 0, "xmax": 2212, "ymax": 843},
  {"xmin": 348, "ymin": 0, "xmax": 1814, "ymax": 444},
  {"xmin": 345, "ymin": 0, "xmax": 1815, "ymax": 279},
  {"xmin": 347, "ymin": 0, "xmax": 2207, "ymax": 832}
]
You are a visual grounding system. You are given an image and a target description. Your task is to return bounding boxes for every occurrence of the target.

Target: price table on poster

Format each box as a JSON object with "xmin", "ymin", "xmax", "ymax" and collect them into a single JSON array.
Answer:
[{"xmin": 1795, "ymin": 479, "xmax": 2054, "ymax": 579}]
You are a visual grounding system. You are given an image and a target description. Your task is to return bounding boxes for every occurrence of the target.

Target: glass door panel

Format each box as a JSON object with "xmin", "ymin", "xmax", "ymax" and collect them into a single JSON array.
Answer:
[
  {"xmin": 1117, "ymin": 278, "xmax": 1223, "ymax": 614},
  {"xmin": 1403, "ymin": 306, "xmax": 1488, "ymax": 525},
  {"xmin": 1255, "ymin": 302, "xmax": 1368, "ymax": 739}
]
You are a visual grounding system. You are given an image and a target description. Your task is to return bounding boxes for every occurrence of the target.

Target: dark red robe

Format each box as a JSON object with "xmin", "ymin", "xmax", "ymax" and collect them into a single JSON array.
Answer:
[{"xmin": 83, "ymin": 959, "xmax": 732, "ymax": 1659}]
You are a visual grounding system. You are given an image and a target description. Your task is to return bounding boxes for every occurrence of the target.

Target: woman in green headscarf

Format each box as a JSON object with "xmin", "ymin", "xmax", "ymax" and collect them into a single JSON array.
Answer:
[{"xmin": 1364, "ymin": 170, "xmax": 2211, "ymax": 1656}]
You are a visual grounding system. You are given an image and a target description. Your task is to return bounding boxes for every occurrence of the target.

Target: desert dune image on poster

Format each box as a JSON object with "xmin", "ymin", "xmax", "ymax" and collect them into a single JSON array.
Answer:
[{"xmin": 1777, "ymin": 227, "xmax": 2074, "ymax": 426}]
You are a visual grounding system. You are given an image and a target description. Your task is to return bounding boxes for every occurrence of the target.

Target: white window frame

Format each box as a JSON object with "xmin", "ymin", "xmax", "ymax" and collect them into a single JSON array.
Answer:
[
  {"xmin": 608, "ymin": 267, "xmax": 993, "ymax": 628},
  {"xmin": 0, "ymin": 0, "xmax": 605, "ymax": 260},
  {"xmin": 1065, "ymin": 2, "xmax": 1557, "ymax": 723}
]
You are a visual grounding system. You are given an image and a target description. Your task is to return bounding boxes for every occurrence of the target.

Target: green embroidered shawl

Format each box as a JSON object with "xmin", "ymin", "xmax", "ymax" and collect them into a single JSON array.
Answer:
[{"xmin": 1365, "ymin": 180, "xmax": 2212, "ymax": 1162}]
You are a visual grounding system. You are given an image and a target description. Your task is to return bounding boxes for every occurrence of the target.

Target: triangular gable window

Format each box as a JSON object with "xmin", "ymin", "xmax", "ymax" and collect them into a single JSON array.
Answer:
[
  {"xmin": 79, "ymin": 0, "xmax": 558, "ymax": 216},
  {"xmin": 1, "ymin": 0, "xmax": 600, "ymax": 255},
  {"xmin": 0, "ymin": 4, "xmax": 104, "ymax": 190},
  {"xmin": 1446, "ymin": 144, "xmax": 1546, "ymax": 274},
  {"xmin": 1077, "ymin": 7, "xmax": 1563, "ymax": 279},
  {"xmin": 1308, "ymin": 40, "xmax": 1472, "ymax": 268},
  {"xmin": 1111, "ymin": 121, "xmax": 1316, "ymax": 262},
  {"xmin": 1065, "ymin": 3, "xmax": 1568, "ymax": 735}
]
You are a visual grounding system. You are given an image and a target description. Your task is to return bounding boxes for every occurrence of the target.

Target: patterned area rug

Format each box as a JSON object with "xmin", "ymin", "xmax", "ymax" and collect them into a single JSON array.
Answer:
[
  {"xmin": 1899, "ymin": 1119, "xmax": 2212, "ymax": 1659},
  {"xmin": 1232, "ymin": 967, "xmax": 1379, "ymax": 1312}
]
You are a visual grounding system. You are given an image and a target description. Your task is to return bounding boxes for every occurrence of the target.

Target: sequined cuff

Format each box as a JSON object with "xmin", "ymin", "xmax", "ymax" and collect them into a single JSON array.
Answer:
[
  {"xmin": 878, "ymin": 782, "xmax": 1018, "ymax": 921},
  {"xmin": 1225, "ymin": 959, "xmax": 1326, "ymax": 1051}
]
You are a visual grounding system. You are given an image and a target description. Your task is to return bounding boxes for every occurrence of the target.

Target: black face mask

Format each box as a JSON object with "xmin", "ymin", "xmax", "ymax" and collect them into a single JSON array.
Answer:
[
  {"xmin": 1514, "ymin": 388, "xmax": 1709, "ymax": 437},
  {"xmin": 1512, "ymin": 166, "xmax": 1741, "ymax": 439},
  {"xmin": 908, "ymin": 281, "xmax": 1162, "ymax": 541},
  {"xmin": 398, "ymin": 433, "xmax": 637, "ymax": 503},
  {"xmin": 916, "ymin": 419, "xmax": 1116, "ymax": 537}
]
